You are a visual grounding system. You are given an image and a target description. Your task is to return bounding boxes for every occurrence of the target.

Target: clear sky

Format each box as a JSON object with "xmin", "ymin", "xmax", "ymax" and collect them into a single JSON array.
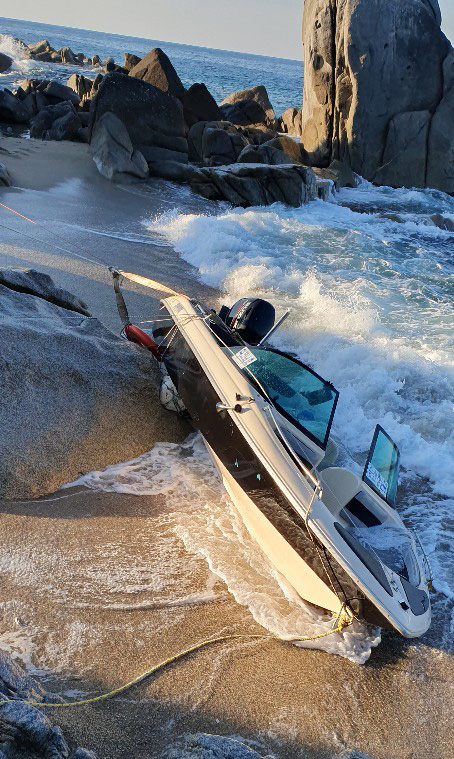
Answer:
[{"xmin": 4, "ymin": 0, "xmax": 454, "ymax": 59}]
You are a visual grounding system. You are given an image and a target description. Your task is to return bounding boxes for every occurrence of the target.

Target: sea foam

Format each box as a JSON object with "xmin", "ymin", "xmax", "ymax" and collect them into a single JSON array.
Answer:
[{"xmin": 147, "ymin": 184, "xmax": 454, "ymax": 605}]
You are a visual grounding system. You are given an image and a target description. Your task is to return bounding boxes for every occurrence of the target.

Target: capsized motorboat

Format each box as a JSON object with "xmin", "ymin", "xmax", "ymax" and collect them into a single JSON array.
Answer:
[{"xmin": 114, "ymin": 274, "xmax": 432, "ymax": 638}]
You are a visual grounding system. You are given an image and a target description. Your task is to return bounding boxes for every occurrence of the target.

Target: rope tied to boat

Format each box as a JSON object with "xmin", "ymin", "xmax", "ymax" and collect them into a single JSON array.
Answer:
[{"xmin": 0, "ymin": 610, "xmax": 352, "ymax": 711}]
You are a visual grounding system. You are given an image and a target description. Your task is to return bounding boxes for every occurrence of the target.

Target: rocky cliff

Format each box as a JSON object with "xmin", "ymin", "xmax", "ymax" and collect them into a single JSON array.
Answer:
[{"xmin": 301, "ymin": 0, "xmax": 454, "ymax": 192}]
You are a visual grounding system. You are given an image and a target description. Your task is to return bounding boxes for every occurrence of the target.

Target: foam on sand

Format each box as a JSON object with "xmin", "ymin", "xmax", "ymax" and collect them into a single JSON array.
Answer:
[{"xmin": 74, "ymin": 434, "xmax": 381, "ymax": 664}]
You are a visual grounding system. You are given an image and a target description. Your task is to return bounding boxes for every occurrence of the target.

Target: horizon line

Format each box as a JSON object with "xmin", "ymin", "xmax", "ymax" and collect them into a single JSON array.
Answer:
[{"xmin": 0, "ymin": 15, "xmax": 303, "ymax": 64}]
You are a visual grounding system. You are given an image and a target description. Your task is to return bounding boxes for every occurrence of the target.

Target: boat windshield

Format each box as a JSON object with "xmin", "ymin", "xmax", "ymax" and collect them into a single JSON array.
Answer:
[
  {"xmin": 231, "ymin": 347, "xmax": 338, "ymax": 449},
  {"xmin": 363, "ymin": 425, "xmax": 400, "ymax": 506}
]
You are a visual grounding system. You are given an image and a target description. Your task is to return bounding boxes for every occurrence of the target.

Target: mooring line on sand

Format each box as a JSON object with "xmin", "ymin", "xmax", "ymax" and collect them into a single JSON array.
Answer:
[{"xmin": 0, "ymin": 611, "xmax": 352, "ymax": 710}]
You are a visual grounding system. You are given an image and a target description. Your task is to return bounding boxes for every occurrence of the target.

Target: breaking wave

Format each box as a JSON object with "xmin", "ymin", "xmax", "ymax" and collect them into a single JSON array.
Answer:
[{"xmin": 147, "ymin": 183, "xmax": 454, "ymax": 606}]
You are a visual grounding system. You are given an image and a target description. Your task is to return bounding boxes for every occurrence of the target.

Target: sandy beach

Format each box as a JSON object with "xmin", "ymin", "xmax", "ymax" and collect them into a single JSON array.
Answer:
[{"xmin": 0, "ymin": 138, "xmax": 452, "ymax": 759}]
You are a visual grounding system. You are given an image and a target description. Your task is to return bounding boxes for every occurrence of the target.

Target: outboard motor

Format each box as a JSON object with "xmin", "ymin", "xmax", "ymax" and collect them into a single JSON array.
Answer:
[{"xmin": 219, "ymin": 298, "xmax": 275, "ymax": 345}]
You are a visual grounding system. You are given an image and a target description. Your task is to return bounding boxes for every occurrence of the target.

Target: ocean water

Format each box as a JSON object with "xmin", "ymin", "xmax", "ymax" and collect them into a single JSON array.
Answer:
[
  {"xmin": 0, "ymin": 17, "xmax": 302, "ymax": 115},
  {"xmin": 1, "ymin": 18, "xmax": 454, "ymax": 664}
]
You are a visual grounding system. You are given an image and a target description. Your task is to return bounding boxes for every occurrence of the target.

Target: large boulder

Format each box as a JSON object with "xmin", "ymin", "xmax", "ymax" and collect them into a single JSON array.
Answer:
[
  {"xmin": 123, "ymin": 52, "xmax": 141, "ymax": 71},
  {"xmin": 301, "ymin": 0, "xmax": 454, "ymax": 191},
  {"xmin": 374, "ymin": 110, "xmax": 431, "ymax": 188},
  {"xmin": 190, "ymin": 163, "xmax": 317, "ymax": 208},
  {"xmin": 59, "ymin": 46, "xmax": 77, "ymax": 64},
  {"xmin": 0, "ymin": 647, "xmax": 98, "ymax": 757},
  {"xmin": 67, "ymin": 73, "xmax": 95, "ymax": 110},
  {"xmin": 30, "ymin": 101, "xmax": 81, "ymax": 140},
  {"xmin": 128, "ymin": 47, "xmax": 185, "ymax": 99},
  {"xmin": 0, "ymin": 52, "xmax": 12, "ymax": 73},
  {"xmin": 0, "ymin": 89, "xmax": 29, "ymax": 123},
  {"xmin": 188, "ymin": 120, "xmax": 249, "ymax": 164},
  {"xmin": 90, "ymin": 112, "xmax": 149, "ymax": 181},
  {"xmin": 0, "ymin": 162, "xmax": 11, "ymax": 186},
  {"xmin": 41, "ymin": 80, "xmax": 81, "ymax": 106},
  {"xmin": 426, "ymin": 86, "xmax": 454, "ymax": 193},
  {"xmin": 89, "ymin": 73, "xmax": 188, "ymax": 160},
  {"xmin": 0, "ymin": 269, "xmax": 187, "ymax": 500},
  {"xmin": 220, "ymin": 86, "xmax": 276, "ymax": 128},
  {"xmin": 263, "ymin": 135, "xmax": 302, "ymax": 163},
  {"xmin": 236, "ymin": 144, "xmax": 294, "ymax": 166},
  {"xmin": 182, "ymin": 83, "xmax": 223, "ymax": 127},
  {"xmin": 279, "ymin": 107, "xmax": 302, "ymax": 137},
  {"xmin": 27, "ymin": 39, "xmax": 54, "ymax": 56}
]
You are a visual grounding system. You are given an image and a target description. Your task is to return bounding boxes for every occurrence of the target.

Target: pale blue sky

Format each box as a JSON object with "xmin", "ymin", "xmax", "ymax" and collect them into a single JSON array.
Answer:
[{"xmin": 4, "ymin": 0, "xmax": 454, "ymax": 59}]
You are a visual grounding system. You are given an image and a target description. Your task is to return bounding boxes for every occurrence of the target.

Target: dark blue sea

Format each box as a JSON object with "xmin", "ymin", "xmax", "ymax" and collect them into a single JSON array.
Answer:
[{"xmin": 0, "ymin": 16, "xmax": 303, "ymax": 116}]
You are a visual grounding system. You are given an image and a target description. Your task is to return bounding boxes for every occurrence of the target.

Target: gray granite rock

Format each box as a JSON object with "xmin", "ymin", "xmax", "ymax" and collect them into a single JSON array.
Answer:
[
  {"xmin": 190, "ymin": 162, "xmax": 317, "ymax": 208},
  {"xmin": 47, "ymin": 109, "xmax": 82, "ymax": 142},
  {"xmin": 220, "ymin": 85, "xmax": 276, "ymax": 128},
  {"xmin": 41, "ymin": 82, "xmax": 80, "ymax": 107},
  {"xmin": 90, "ymin": 112, "xmax": 148, "ymax": 181},
  {"xmin": 128, "ymin": 47, "xmax": 185, "ymax": 99},
  {"xmin": 375, "ymin": 110, "xmax": 431, "ymax": 188},
  {"xmin": 188, "ymin": 121, "xmax": 249, "ymax": 165},
  {"xmin": 89, "ymin": 73, "xmax": 188, "ymax": 159},
  {"xmin": 71, "ymin": 750, "xmax": 97, "ymax": 759},
  {"xmin": 0, "ymin": 90, "xmax": 29, "ymax": 124},
  {"xmin": 262, "ymin": 135, "xmax": 302, "ymax": 163},
  {"xmin": 0, "ymin": 53, "xmax": 12, "ymax": 74},
  {"xmin": 236, "ymin": 144, "xmax": 293, "ymax": 166},
  {"xmin": 279, "ymin": 107, "xmax": 302, "ymax": 137},
  {"xmin": 123, "ymin": 53, "xmax": 141, "ymax": 72},
  {"xmin": 147, "ymin": 160, "xmax": 202, "ymax": 182},
  {"xmin": 301, "ymin": 0, "xmax": 454, "ymax": 191},
  {"xmin": 164, "ymin": 733, "xmax": 276, "ymax": 759},
  {"xmin": 0, "ymin": 268, "xmax": 187, "ymax": 499},
  {"xmin": 426, "ymin": 86, "xmax": 454, "ymax": 194},
  {"xmin": 27, "ymin": 40, "xmax": 54, "ymax": 57},
  {"xmin": 182, "ymin": 83, "xmax": 223, "ymax": 127},
  {"xmin": 0, "ymin": 702, "xmax": 69, "ymax": 758},
  {"xmin": 0, "ymin": 163, "xmax": 11, "ymax": 187},
  {"xmin": 0, "ymin": 270, "xmax": 89, "ymax": 315},
  {"xmin": 30, "ymin": 102, "xmax": 80, "ymax": 141}
]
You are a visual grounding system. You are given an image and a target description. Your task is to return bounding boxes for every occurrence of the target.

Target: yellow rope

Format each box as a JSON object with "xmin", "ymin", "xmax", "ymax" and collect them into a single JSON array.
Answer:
[{"xmin": 0, "ymin": 613, "xmax": 350, "ymax": 710}]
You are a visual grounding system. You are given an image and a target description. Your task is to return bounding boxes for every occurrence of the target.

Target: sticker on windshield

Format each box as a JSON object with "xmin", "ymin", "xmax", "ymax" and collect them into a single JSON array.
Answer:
[
  {"xmin": 233, "ymin": 347, "xmax": 257, "ymax": 368},
  {"xmin": 366, "ymin": 463, "xmax": 388, "ymax": 498}
]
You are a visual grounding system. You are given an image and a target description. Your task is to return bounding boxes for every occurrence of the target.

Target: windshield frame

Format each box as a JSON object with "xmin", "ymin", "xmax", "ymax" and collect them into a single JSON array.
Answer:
[{"xmin": 236, "ymin": 346, "xmax": 339, "ymax": 450}]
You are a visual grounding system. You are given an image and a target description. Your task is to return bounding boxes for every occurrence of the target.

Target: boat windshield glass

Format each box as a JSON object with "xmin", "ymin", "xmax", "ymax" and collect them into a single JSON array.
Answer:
[
  {"xmin": 231, "ymin": 347, "xmax": 338, "ymax": 449},
  {"xmin": 363, "ymin": 425, "xmax": 400, "ymax": 506}
]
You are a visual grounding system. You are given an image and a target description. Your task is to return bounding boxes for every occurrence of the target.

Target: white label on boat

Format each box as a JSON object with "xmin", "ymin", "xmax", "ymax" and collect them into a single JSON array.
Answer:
[
  {"xmin": 366, "ymin": 463, "xmax": 388, "ymax": 498},
  {"xmin": 233, "ymin": 347, "xmax": 258, "ymax": 368}
]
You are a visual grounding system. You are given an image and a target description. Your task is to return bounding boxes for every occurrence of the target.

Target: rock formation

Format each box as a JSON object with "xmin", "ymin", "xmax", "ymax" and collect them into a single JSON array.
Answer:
[
  {"xmin": 30, "ymin": 101, "xmax": 82, "ymax": 141},
  {"xmin": 128, "ymin": 47, "xmax": 186, "ymax": 99},
  {"xmin": 220, "ymin": 85, "xmax": 276, "ymax": 128},
  {"xmin": 182, "ymin": 83, "xmax": 223, "ymax": 127},
  {"xmin": 0, "ymin": 162, "xmax": 11, "ymax": 186},
  {"xmin": 89, "ymin": 73, "xmax": 188, "ymax": 167},
  {"xmin": 0, "ymin": 53, "xmax": 12, "ymax": 74},
  {"xmin": 301, "ymin": 0, "xmax": 454, "ymax": 192},
  {"xmin": 0, "ymin": 647, "xmax": 96, "ymax": 758},
  {"xmin": 0, "ymin": 269, "xmax": 188, "ymax": 500},
  {"xmin": 90, "ymin": 112, "xmax": 149, "ymax": 180},
  {"xmin": 190, "ymin": 163, "xmax": 317, "ymax": 207}
]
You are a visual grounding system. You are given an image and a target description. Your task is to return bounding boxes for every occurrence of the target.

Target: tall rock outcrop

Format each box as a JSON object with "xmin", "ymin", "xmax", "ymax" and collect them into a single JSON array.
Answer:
[{"xmin": 301, "ymin": 0, "xmax": 454, "ymax": 192}]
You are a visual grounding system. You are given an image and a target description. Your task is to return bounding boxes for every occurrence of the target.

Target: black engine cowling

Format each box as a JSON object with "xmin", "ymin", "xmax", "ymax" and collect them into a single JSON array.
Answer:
[{"xmin": 219, "ymin": 298, "xmax": 275, "ymax": 345}]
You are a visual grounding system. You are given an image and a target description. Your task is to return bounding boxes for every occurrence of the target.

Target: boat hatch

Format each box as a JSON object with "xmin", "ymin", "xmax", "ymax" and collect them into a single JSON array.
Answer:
[{"xmin": 230, "ymin": 346, "xmax": 339, "ymax": 450}]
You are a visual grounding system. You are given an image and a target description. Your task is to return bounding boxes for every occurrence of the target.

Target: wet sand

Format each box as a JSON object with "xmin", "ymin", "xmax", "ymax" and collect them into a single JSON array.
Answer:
[
  {"xmin": 0, "ymin": 137, "xmax": 217, "ymax": 329},
  {"xmin": 0, "ymin": 485, "xmax": 452, "ymax": 759},
  {"xmin": 0, "ymin": 137, "xmax": 453, "ymax": 759}
]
